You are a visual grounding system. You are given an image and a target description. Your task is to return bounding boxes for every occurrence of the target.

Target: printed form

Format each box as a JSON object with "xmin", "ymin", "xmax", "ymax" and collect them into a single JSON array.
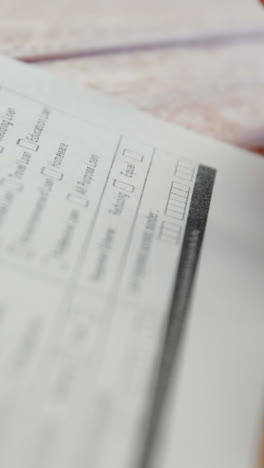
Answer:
[{"xmin": 0, "ymin": 57, "xmax": 263, "ymax": 468}]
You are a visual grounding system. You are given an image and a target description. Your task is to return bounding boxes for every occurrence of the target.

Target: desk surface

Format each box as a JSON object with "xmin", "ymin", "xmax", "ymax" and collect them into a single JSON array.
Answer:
[
  {"xmin": 0, "ymin": 0, "xmax": 264, "ymax": 153},
  {"xmin": 1, "ymin": 1, "xmax": 264, "ymax": 466}
]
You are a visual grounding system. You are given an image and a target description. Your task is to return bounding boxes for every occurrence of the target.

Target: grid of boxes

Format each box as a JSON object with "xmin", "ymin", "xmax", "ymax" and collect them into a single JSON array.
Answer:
[
  {"xmin": 159, "ymin": 220, "xmax": 182, "ymax": 245},
  {"xmin": 165, "ymin": 181, "xmax": 190, "ymax": 221},
  {"xmin": 174, "ymin": 160, "xmax": 195, "ymax": 182}
]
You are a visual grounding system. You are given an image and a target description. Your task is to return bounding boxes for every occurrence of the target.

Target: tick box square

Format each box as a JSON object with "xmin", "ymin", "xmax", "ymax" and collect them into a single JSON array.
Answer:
[
  {"xmin": 113, "ymin": 179, "xmax": 135, "ymax": 193},
  {"xmin": 67, "ymin": 194, "xmax": 89, "ymax": 207},
  {"xmin": 4, "ymin": 178, "xmax": 24, "ymax": 191},
  {"xmin": 122, "ymin": 148, "xmax": 144, "ymax": 163},
  {"xmin": 17, "ymin": 139, "xmax": 39, "ymax": 152},
  {"xmin": 41, "ymin": 167, "xmax": 63, "ymax": 181}
]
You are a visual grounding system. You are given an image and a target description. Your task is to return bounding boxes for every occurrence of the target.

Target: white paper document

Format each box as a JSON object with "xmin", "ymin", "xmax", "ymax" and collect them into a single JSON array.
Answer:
[{"xmin": 0, "ymin": 56, "xmax": 263, "ymax": 468}]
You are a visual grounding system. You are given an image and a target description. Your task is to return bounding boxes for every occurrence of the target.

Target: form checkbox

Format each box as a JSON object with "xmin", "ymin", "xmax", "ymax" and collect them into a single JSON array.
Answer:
[
  {"xmin": 4, "ymin": 178, "xmax": 24, "ymax": 191},
  {"xmin": 175, "ymin": 171, "xmax": 192, "ymax": 181},
  {"xmin": 172, "ymin": 181, "xmax": 189, "ymax": 193},
  {"xmin": 113, "ymin": 179, "xmax": 135, "ymax": 193},
  {"xmin": 168, "ymin": 203, "xmax": 185, "ymax": 214},
  {"xmin": 17, "ymin": 139, "xmax": 39, "ymax": 152},
  {"xmin": 41, "ymin": 167, "xmax": 63, "ymax": 181},
  {"xmin": 169, "ymin": 196, "xmax": 186, "ymax": 206},
  {"xmin": 166, "ymin": 209, "xmax": 184, "ymax": 220},
  {"xmin": 122, "ymin": 148, "xmax": 144, "ymax": 163},
  {"xmin": 67, "ymin": 193, "xmax": 89, "ymax": 207}
]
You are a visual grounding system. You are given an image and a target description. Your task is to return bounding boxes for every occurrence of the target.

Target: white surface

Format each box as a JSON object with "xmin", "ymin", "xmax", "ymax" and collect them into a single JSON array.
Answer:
[{"xmin": 0, "ymin": 57, "xmax": 263, "ymax": 468}]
